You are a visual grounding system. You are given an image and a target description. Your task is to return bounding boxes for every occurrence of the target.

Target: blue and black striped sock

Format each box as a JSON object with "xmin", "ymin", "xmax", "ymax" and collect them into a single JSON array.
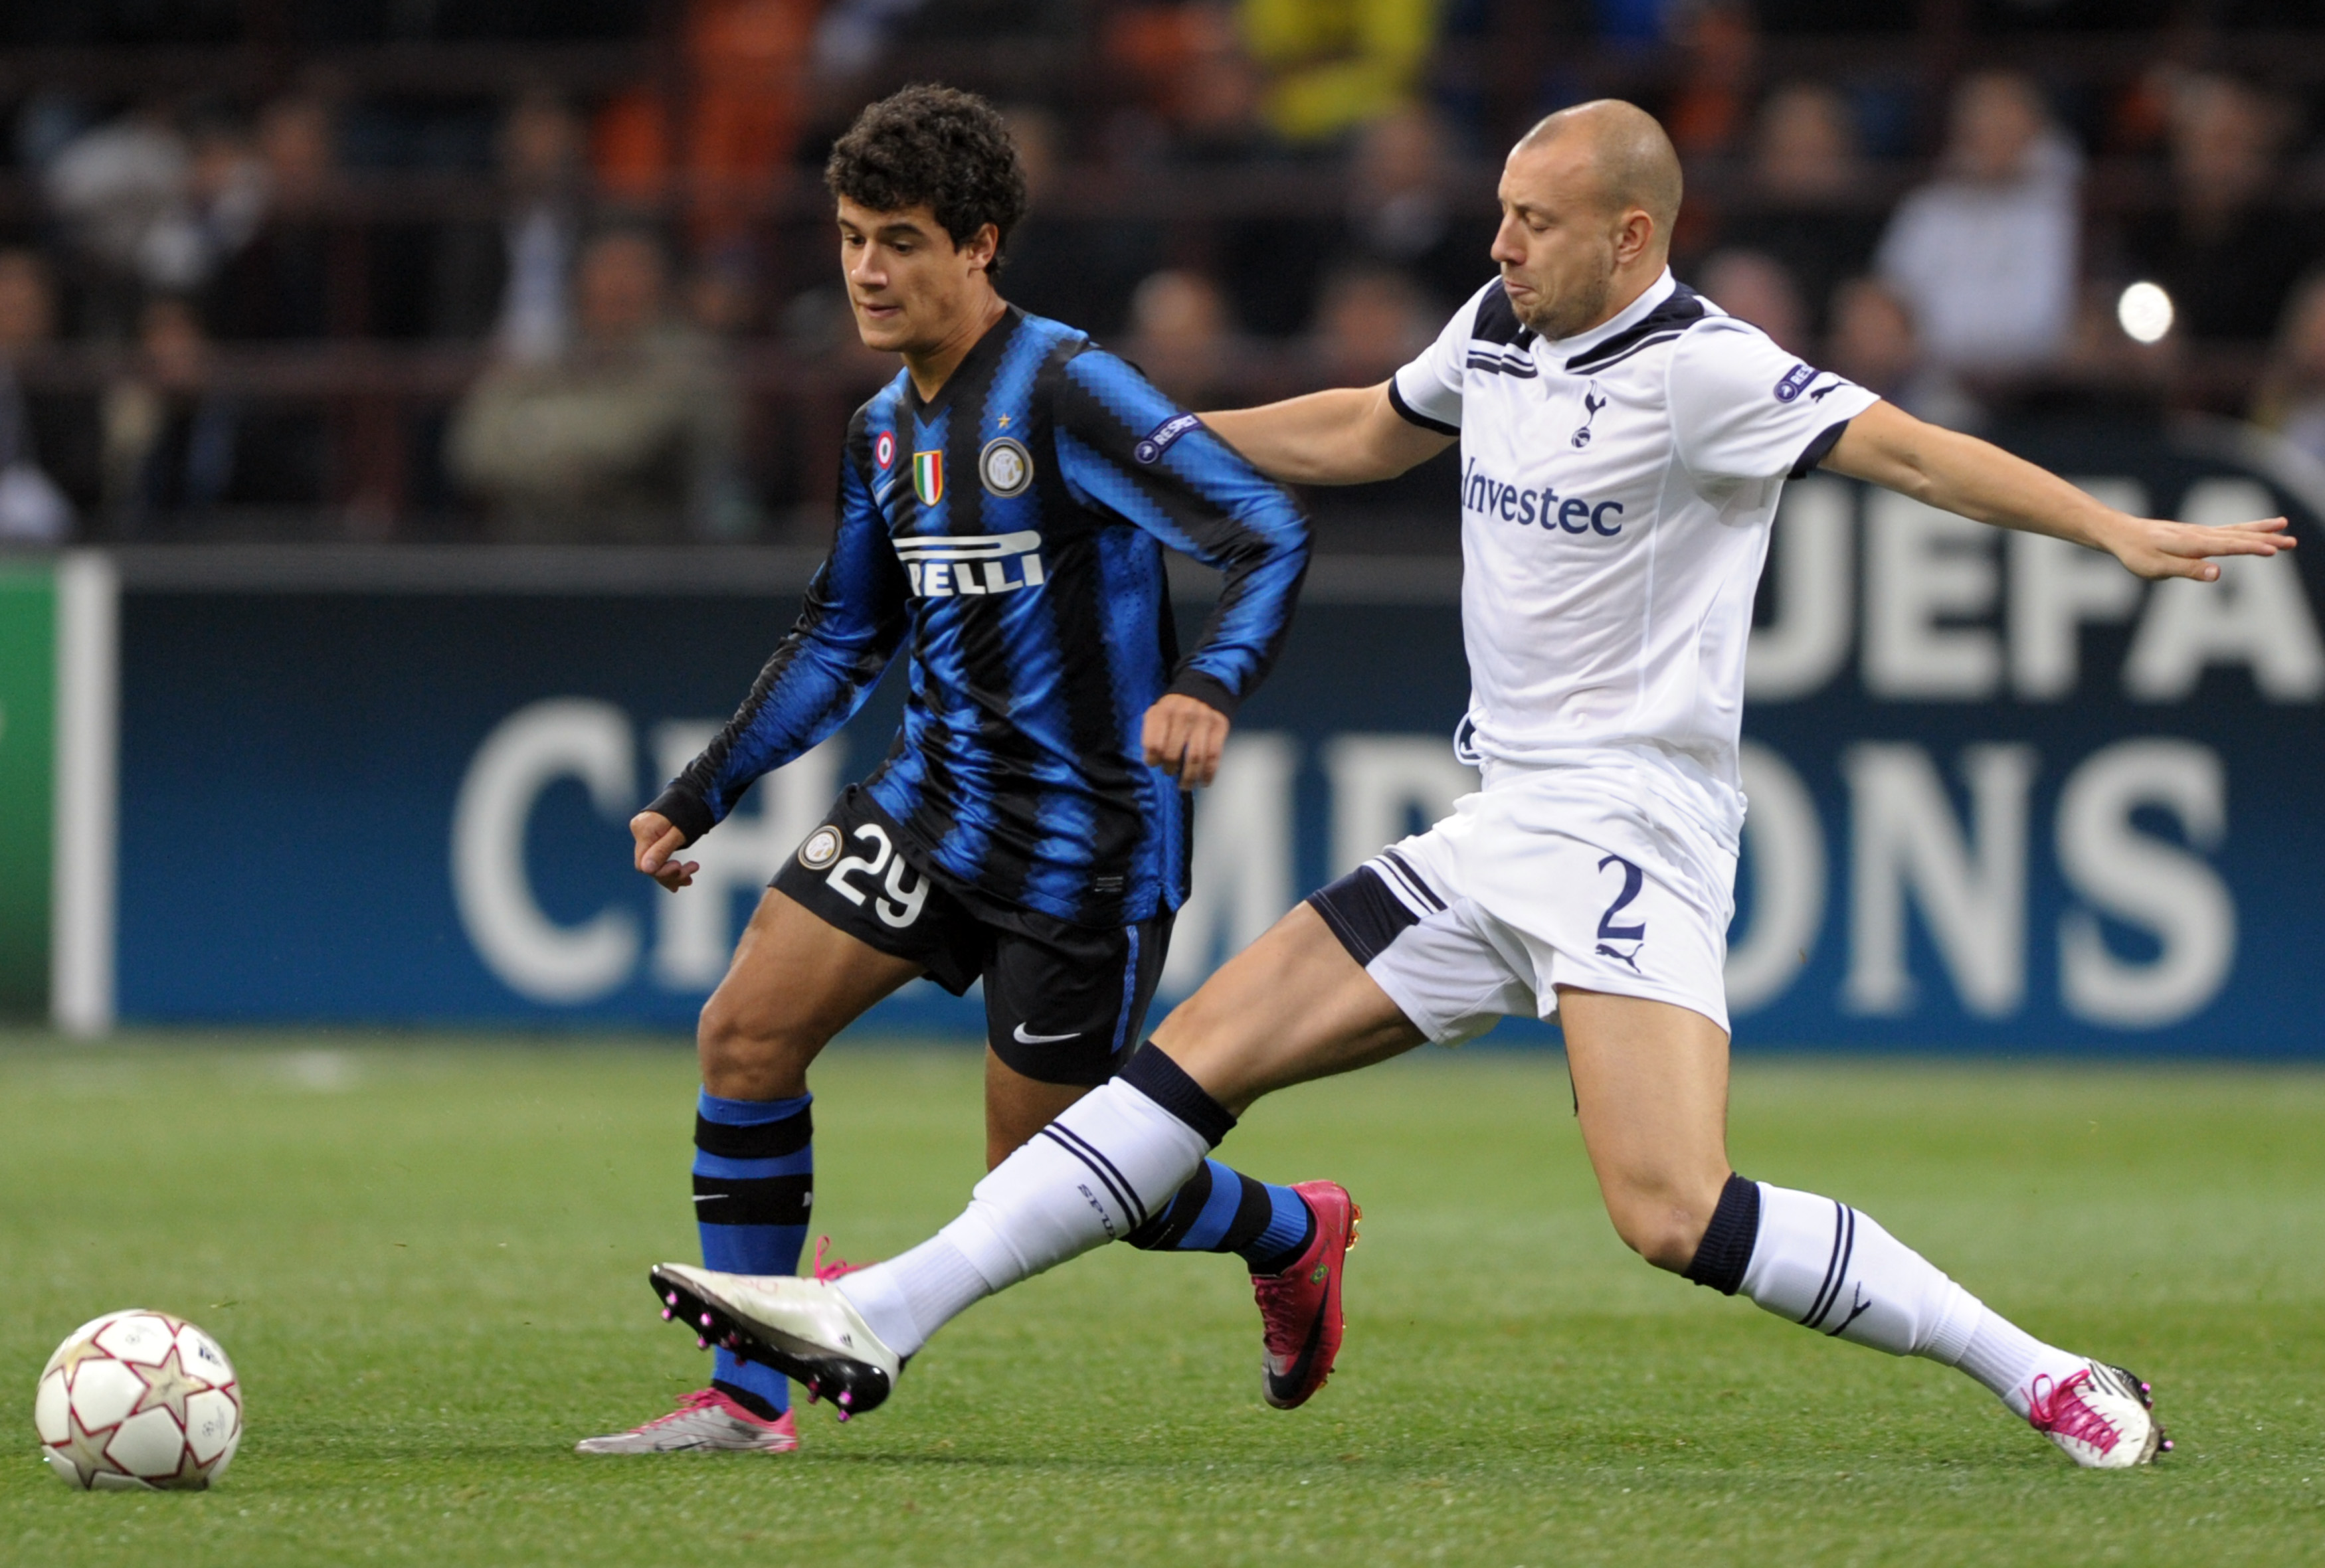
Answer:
[
  {"xmin": 1125, "ymin": 1159, "xmax": 1315, "ymax": 1276},
  {"xmin": 693, "ymin": 1089, "xmax": 812, "ymax": 1420}
]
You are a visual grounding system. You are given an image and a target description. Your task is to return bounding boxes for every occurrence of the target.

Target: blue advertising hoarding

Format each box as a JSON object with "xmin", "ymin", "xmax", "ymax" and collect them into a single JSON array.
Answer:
[{"xmin": 111, "ymin": 416, "xmax": 2325, "ymax": 1053}]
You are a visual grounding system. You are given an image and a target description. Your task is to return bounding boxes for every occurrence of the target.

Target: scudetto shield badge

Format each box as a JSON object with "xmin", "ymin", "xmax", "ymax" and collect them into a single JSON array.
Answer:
[
  {"xmin": 979, "ymin": 437, "xmax": 1034, "ymax": 497},
  {"xmin": 912, "ymin": 450, "xmax": 945, "ymax": 506}
]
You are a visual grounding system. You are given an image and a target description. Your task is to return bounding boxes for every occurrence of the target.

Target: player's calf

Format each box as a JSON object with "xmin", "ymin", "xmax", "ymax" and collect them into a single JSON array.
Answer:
[
  {"xmin": 691, "ymin": 1089, "xmax": 814, "ymax": 1421},
  {"xmin": 1683, "ymin": 1175, "xmax": 2168, "ymax": 1467},
  {"xmin": 643, "ymin": 1045, "xmax": 1232, "ymax": 1422}
]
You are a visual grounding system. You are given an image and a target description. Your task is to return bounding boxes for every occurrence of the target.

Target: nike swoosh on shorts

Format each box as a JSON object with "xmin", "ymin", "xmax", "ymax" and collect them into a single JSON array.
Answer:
[{"xmin": 1012, "ymin": 1023, "xmax": 1079, "ymax": 1045}]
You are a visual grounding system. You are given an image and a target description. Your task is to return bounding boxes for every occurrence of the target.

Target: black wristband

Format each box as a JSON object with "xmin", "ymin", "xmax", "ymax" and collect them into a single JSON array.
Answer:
[
  {"xmin": 1164, "ymin": 669, "xmax": 1240, "ymax": 721},
  {"xmin": 645, "ymin": 784, "xmax": 715, "ymax": 845}
]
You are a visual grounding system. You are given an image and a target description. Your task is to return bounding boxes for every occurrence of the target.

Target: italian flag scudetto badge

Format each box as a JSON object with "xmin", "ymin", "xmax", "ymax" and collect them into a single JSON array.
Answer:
[{"xmin": 913, "ymin": 450, "xmax": 945, "ymax": 507}]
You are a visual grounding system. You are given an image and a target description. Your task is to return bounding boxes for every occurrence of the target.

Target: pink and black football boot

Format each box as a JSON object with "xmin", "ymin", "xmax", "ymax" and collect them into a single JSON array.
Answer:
[{"xmin": 1252, "ymin": 1180, "xmax": 1360, "ymax": 1410}]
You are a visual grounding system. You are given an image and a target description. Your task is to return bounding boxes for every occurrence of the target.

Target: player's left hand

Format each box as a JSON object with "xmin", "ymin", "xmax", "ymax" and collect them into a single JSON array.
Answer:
[
  {"xmin": 1143, "ymin": 694, "xmax": 1230, "ymax": 788},
  {"xmin": 2104, "ymin": 512, "xmax": 2294, "ymax": 581}
]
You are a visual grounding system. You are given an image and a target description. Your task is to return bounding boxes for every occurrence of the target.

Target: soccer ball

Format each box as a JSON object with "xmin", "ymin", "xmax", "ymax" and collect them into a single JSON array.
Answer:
[{"xmin": 34, "ymin": 1310, "xmax": 243, "ymax": 1491}]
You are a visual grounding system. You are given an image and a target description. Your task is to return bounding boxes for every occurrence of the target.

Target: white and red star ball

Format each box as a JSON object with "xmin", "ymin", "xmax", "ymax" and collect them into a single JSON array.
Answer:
[{"xmin": 34, "ymin": 1310, "xmax": 242, "ymax": 1490}]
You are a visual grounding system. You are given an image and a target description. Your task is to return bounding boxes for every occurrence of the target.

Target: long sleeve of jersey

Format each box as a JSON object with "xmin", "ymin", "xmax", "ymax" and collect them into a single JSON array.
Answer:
[
  {"xmin": 647, "ymin": 450, "xmax": 911, "ymax": 843},
  {"xmin": 1048, "ymin": 349, "xmax": 1311, "ymax": 718}
]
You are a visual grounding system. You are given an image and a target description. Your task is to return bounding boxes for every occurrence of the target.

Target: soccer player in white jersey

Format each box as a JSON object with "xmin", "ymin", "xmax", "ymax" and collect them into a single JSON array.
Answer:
[{"xmin": 640, "ymin": 100, "xmax": 2292, "ymax": 1468}]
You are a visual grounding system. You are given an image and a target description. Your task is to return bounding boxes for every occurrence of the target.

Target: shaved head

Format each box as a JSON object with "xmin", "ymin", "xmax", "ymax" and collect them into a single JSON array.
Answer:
[
  {"xmin": 1491, "ymin": 100, "xmax": 1681, "ymax": 339},
  {"xmin": 1516, "ymin": 100, "xmax": 1683, "ymax": 237}
]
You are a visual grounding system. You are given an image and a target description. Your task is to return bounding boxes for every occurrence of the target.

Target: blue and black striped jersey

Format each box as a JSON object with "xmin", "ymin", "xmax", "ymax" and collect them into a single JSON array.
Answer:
[{"xmin": 650, "ymin": 307, "xmax": 1311, "ymax": 928}]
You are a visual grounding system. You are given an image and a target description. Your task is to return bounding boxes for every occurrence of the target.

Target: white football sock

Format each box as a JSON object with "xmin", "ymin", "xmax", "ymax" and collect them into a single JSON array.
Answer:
[
  {"xmin": 1952, "ymin": 1305, "xmax": 2092, "ymax": 1419},
  {"xmin": 1738, "ymin": 1181, "xmax": 2081, "ymax": 1412},
  {"xmin": 836, "ymin": 1235, "xmax": 989, "ymax": 1360},
  {"xmin": 838, "ymin": 1077, "xmax": 1210, "ymax": 1357}
]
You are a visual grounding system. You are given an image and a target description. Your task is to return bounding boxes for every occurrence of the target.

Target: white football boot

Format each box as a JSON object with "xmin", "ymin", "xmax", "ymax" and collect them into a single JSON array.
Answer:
[
  {"xmin": 650, "ymin": 1263, "xmax": 903, "ymax": 1419},
  {"xmin": 575, "ymin": 1387, "xmax": 798, "ymax": 1454},
  {"xmin": 2026, "ymin": 1361, "xmax": 2170, "ymax": 1468}
]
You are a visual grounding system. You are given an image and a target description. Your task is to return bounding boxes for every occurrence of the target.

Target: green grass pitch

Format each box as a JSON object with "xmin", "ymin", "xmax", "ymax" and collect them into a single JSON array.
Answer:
[{"xmin": 3, "ymin": 1033, "xmax": 2322, "ymax": 1566}]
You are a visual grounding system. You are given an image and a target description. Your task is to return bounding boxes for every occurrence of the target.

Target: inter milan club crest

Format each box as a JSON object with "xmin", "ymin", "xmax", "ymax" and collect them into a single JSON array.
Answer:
[
  {"xmin": 874, "ymin": 430, "xmax": 895, "ymax": 470},
  {"xmin": 798, "ymin": 825, "xmax": 843, "ymax": 869},
  {"xmin": 912, "ymin": 450, "xmax": 945, "ymax": 506},
  {"xmin": 979, "ymin": 436, "xmax": 1033, "ymax": 497}
]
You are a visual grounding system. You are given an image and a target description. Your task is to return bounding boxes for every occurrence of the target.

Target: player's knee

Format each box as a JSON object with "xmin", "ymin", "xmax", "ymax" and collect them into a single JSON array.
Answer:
[
  {"xmin": 1604, "ymin": 1180, "xmax": 1720, "ymax": 1273},
  {"xmin": 696, "ymin": 995, "xmax": 819, "ymax": 1098}
]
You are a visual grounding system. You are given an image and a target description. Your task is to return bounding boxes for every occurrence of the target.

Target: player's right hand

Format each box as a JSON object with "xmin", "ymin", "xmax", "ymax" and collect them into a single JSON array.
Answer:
[
  {"xmin": 2104, "ymin": 511, "xmax": 2294, "ymax": 581},
  {"xmin": 631, "ymin": 811, "xmax": 699, "ymax": 893}
]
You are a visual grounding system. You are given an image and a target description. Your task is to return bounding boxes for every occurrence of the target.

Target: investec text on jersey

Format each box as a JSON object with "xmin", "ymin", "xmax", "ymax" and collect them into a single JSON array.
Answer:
[{"xmin": 1461, "ymin": 457, "xmax": 1626, "ymax": 536}]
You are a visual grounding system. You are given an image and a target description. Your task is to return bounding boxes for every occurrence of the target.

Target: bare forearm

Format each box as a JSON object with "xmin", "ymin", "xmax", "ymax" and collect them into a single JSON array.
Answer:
[
  {"xmin": 1201, "ymin": 384, "xmax": 1448, "ymax": 485},
  {"xmin": 1831, "ymin": 407, "xmax": 2114, "ymax": 549},
  {"xmin": 1825, "ymin": 398, "xmax": 2292, "ymax": 581}
]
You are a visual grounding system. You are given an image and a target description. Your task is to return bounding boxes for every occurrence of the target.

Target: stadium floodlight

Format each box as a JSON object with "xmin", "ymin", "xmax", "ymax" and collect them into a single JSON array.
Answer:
[{"xmin": 2118, "ymin": 281, "xmax": 2174, "ymax": 345}]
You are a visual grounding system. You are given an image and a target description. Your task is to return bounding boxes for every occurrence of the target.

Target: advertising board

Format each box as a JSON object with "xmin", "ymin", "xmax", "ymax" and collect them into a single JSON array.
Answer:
[{"xmin": 99, "ymin": 416, "xmax": 2325, "ymax": 1054}]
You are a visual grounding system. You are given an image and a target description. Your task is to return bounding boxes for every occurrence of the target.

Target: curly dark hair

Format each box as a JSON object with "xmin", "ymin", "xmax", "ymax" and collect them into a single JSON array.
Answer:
[{"xmin": 824, "ymin": 85, "xmax": 1028, "ymax": 276}]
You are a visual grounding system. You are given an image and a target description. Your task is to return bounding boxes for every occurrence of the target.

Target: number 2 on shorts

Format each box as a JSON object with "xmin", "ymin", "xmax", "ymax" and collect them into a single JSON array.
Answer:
[{"xmin": 1596, "ymin": 854, "xmax": 1646, "ymax": 942}]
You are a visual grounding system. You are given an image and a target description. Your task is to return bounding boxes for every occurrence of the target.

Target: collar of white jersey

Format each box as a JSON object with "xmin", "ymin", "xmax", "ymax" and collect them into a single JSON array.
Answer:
[{"xmin": 1542, "ymin": 268, "xmax": 1681, "ymax": 366}]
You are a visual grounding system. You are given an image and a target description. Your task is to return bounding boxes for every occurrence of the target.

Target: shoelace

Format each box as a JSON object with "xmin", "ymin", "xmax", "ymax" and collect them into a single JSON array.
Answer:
[
  {"xmin": 636, "ymin": 1388, "xmax": 731, "ymax": 1430},
  {"xmin": 811, "ymin": 1235, "xmax": 865, "ymax": 1282},
  {"xmin": 2027, "ymin": 1369, "xmax": 2122, "ymax": 1455},
  {"xmin": 1250, "ymin": 1272, "xmax": 1309, "ymax": 1359}
]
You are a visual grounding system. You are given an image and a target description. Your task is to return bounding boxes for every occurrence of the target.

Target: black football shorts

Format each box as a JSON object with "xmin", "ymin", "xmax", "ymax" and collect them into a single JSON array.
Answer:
[{"xmin": 771, "ymin": 786, "xmax": 1172, "ymax": 1086}]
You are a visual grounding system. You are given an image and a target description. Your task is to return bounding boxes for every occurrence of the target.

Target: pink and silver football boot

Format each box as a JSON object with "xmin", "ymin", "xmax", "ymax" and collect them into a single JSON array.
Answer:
[{"xmin": 574, "ymin": 1387, "xmax": 799, "ymax": 1454}]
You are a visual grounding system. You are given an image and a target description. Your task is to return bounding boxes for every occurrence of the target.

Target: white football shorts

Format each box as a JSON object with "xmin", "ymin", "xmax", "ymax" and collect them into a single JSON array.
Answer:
[{"xmin": 1307, "ymin": 764, "xmax": 1739, "ymax": 1041}]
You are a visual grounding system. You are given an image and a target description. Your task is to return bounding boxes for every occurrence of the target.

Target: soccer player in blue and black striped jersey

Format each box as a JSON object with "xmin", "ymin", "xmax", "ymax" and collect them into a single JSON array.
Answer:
[{"xmin": 577, "ymin": 87, "xmax": 1358, "ymax": 1455}]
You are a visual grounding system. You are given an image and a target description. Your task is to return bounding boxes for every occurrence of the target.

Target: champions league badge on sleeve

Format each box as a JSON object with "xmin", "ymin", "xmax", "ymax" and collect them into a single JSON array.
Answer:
[
  {"xmin": 1134, "ymin": 413, "xmax": 1203, "ymax": 465},
  {"xmin": 979, "ymin": 437, "xmax": 1034, "ymax": 497},
  {"xmin": 1774, "ymin": 363, "xmax": 1819, "ymax": 402}
]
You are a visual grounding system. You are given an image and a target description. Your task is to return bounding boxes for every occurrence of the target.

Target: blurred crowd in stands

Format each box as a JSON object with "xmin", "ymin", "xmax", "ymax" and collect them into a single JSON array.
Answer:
[{"xmin": 0, "ymin": 0, "xmax": 2322, "ymax": 547}]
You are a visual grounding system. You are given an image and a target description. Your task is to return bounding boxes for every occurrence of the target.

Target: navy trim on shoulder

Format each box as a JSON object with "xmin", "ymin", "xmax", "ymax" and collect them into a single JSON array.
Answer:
[
  {"xmin": 1388, "ymin": 379, "xmax": 1459, "ymax": 436},
  {"xmin": 1563, "ymin": 285, "xmax": 1710, "ymax": 375},
  {"xmin": 1790, "ymin": 417, "xmax": 1855, "ymax": 479},
  {"xmin": 1465, "ymin": 350, "xmax": 1538, "ymax": 380}
]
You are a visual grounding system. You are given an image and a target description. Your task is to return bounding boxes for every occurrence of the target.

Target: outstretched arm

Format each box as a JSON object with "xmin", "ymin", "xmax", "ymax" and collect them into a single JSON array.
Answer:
[
  {"xmin": 1824, "ymin": 400, "xmax": 2294, "ymax": 581},
  {"xmin": 1200, "ymin": 382, "xmax": 1453, "ymax": 486}
]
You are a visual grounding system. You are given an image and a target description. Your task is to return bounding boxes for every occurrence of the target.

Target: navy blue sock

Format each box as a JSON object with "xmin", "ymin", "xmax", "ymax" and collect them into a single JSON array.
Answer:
[
  {"xmin": 1125, "ymin": 1159, "xmax": 1315, "ymax": 1275},
  {"xmin": 693, "ymin": 1089, "xmax": 812, "ymax": 1419}
]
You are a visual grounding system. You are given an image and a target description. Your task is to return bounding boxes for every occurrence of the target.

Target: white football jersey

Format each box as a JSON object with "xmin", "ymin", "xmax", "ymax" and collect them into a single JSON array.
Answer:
[{"xmin": 1392, "ymin": 268, "xmax": 1878, "ymax": 842}]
